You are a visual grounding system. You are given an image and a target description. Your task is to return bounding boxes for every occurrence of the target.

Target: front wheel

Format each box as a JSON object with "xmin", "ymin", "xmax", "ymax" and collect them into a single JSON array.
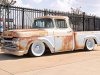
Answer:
[
  {"xmin": 28, "ymin": 41, "xmax": 45, "ymax": 57},
  {"xmin": 85, "ymin": 39, "xmax": 95, "ymax": 51}
]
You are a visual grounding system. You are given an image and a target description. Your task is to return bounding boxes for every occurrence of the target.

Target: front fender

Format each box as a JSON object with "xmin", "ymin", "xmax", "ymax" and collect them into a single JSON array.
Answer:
[
  {"xmin": 26, "ymin": 37, "xmax": 55, "ymax": 53},
  {"xmin": 38, "ymin": 37, "xmax": 55, "ymax": 53}
]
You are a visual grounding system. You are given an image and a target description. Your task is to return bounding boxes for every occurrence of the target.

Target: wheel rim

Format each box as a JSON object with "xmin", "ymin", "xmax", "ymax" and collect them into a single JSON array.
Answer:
[
  {"xmin": 86, "ymin": 39, "xmax": 95, "ymax": 50},
  {"xmin": 31, "ymin": 41, "xmax": 45, "ymax": 56}
]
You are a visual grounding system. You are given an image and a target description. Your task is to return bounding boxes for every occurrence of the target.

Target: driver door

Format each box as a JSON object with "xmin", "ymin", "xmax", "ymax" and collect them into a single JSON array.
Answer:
[{"xmin": 54, "ymin": 19, "xmax": 73, "ymax": 52}]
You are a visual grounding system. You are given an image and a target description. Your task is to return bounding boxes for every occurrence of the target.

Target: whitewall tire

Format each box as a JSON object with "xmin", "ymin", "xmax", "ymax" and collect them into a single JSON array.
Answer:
[
  {"xmin": 28, "ymin": 41, "xmax": 45, "ymax": 57},
  {"xmin": 85, "ymin": 39, "xmax": 95, "ymax": 51}
]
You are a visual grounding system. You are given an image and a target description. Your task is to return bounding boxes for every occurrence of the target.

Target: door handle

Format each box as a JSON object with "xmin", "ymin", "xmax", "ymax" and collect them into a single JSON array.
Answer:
[{"xmin": 67, "ymin": 31, "xmax": 72, "ymax": 33}]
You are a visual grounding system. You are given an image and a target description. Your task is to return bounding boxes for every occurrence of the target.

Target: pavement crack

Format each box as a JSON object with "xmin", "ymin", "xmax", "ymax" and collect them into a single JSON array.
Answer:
[{"xmin": 0, "ymin": 65, "xmax": 14, "ymax": 75}]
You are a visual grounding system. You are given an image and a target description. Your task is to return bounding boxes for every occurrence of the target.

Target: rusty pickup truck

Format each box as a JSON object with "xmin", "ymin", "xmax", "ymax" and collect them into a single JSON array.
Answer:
[{"xmin": 1, "ymin": 16, "xmax": 100, "ymax": 56}]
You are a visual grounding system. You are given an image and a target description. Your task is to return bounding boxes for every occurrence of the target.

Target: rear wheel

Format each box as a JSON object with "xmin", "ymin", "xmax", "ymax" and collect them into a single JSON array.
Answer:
[
  {"xmin": 85, "ymin": 39, "xmax": 95, "ymax": 51},
  {"xmin": 28, "ymin": 41, "xmax": 45, "ymax": 57}
]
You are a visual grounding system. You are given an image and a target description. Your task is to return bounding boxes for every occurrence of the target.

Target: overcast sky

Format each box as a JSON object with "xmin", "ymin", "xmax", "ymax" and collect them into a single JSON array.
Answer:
[{"xmin": 14, "ymin": 0, "xmax": 100, "ymax": 17}]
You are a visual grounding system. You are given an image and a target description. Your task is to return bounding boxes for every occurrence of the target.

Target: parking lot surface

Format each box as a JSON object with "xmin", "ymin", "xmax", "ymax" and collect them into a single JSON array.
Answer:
[{"xmin": 0, "ymin": 45, "xmax": 100, "ymax": 75}]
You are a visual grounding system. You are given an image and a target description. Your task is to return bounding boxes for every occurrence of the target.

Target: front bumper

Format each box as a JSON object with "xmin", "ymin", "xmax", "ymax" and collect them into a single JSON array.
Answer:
[{"xmin": 1, "ymin": 47, "xmax": 26, "ymax": 56}]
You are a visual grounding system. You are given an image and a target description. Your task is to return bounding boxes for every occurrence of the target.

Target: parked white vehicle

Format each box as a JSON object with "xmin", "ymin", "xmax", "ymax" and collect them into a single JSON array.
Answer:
[{"xmin": 1, "ymin": 16, "xmax": 100, "ymax": 56}]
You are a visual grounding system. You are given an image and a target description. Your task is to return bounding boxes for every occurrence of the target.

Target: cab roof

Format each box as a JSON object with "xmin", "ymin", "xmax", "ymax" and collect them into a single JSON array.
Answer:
[{"xmin": 35, "ymin": 16, "xmax": 68, "ymax": 19}]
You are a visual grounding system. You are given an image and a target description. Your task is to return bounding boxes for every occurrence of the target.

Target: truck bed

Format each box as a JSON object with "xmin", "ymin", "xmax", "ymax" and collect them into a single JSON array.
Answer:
[{"xmin": 74, "ymin": 31, "xmax": 100, "ymax": 49}]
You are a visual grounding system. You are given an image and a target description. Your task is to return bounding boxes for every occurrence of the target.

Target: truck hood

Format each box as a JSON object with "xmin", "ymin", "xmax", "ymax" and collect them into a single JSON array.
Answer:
[{"xmin": 2, "ymin": 29, "xmax": 48, "ymax": 38}]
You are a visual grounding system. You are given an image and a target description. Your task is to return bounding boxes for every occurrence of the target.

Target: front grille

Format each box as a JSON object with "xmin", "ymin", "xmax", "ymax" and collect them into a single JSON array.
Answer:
[
  {"xmin": 3, "ymin": 38, "xmax": 18, "ymax": 49},
  {"xmin": 4, "ymin": 38, "xmax": 13, "ymax": 40}
]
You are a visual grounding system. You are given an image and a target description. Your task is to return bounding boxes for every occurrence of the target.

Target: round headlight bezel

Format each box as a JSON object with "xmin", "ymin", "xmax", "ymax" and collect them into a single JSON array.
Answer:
[
  {"xmin": 12, "ymin": 38, "xmax": 19, "ymax": 44},
  {"xmin": 1, "ymin": 38, "xmax": 4, "ymax": 44}
]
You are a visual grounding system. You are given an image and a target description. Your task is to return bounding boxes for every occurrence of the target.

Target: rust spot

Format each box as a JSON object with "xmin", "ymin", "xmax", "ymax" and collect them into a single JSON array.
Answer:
[
  {"xmin": 18, "ymin": 45, "xmax": 24, "ymax": 50},
  {"xmin": 74, "ymin": 32, "xmax": 84, "ymax": 49},
  {"xmin": 74, "ymin": 32, "xmax": 80, "ymax": 49},
  {"xmin": 26, "ymin": 37, "xmax": 38, "ymax": 50},
  {"xmin": 18, "ymin": 37, "xmax": 38, "ymax": 50},
  {"xmin": 2, "ymin": 29, "xmax": 48, "ymax": 38},
  {"xmin": 12, "ymin": 29, "xmax": 46, "ymax": 32},
  {"xmin": 61, "ymin": 36, "xmax": 73, "ymax": 51}
]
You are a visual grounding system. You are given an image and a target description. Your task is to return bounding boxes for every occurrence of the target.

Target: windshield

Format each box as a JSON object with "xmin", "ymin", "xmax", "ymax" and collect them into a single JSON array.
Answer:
[{"xmin": 33, "ymin": 18, "xmax": 54, "ymax": 28}]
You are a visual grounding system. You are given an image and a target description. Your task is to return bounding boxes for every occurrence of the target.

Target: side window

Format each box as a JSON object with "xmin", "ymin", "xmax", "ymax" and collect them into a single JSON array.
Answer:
[{"xmin": 55, "ymin": 19, "xmax": 67, "ymax": 28}]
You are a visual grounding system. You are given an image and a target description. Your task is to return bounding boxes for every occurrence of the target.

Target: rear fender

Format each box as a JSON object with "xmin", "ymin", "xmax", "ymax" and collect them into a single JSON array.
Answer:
[{"xmin": 84, "ymin": 35, "xmax": 98, "ymax": 45}]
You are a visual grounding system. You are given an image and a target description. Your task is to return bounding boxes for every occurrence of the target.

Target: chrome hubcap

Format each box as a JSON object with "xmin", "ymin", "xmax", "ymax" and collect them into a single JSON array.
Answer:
[
  {"xmin": 34, "ymin": 45, "xmax": 43, "ymax": 54},
  {"xmin": 31, "ymin": 41, "xmax": 45, "ymax": 56},
  {"xmin": 86, "ymin": 39, "xmax": 94, "ymax": 50},
  {"xmin": 87, "ymin": 41, "xmax": 93, "ymax": 48}
]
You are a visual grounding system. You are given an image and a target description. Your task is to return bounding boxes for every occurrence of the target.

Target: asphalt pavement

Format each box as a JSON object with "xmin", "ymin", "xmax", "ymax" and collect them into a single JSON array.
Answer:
[{"xmin": 0, "ymin": 45, "xmax": 100, "ymax": 75}]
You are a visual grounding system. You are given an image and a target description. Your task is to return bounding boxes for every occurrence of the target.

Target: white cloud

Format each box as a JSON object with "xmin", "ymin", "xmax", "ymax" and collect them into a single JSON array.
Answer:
[
  {"xmin": 50, "ymin": 0, "xmax": 76, "ymax": 12},
  {"xmin": 50, "ymin": 0, "xmax": 100, "ymax": 17},
  {"xmin": 32, "ymin": 0, "xmax": 43, "ymax": 3},
  {"xmin": 14, "ymin": 0, "xmax": 32, "ymax": 8}
]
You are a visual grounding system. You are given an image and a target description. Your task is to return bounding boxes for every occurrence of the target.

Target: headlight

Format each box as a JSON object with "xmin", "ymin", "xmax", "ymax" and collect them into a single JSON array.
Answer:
[
  {"xmin": 12, "ymin": 38, "xmax": 19, "ymax": 44},
  {"xmin": 1, "ymin": 39, "xmax": 4, "ymax": 43}
]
